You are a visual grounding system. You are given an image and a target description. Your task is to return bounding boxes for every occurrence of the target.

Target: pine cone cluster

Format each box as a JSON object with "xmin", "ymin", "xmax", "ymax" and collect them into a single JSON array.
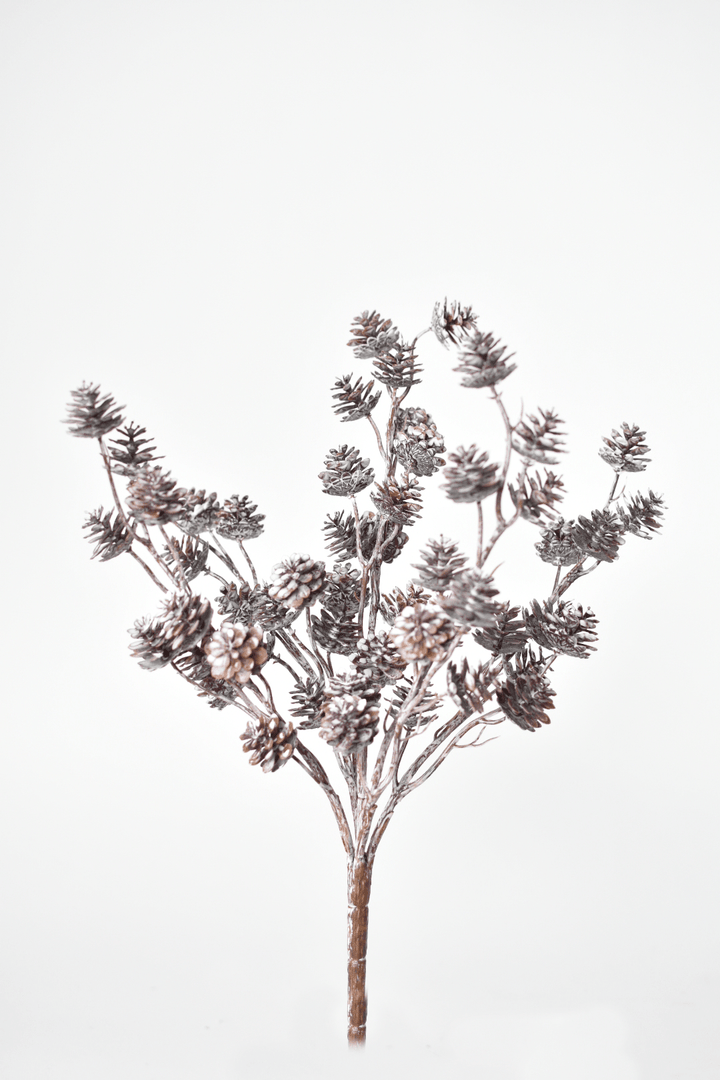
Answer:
[
  {"xmin": 393, "ymin": 407, "xmax": 446, "ymax": 477},
  {"xmin": 572, "ymin": 509, "xmax": 625, "ymax": 563},
  {"xmin": 390, "ymin": 604, "xmax": 456, "ymax": 662},
  {"xmin": 617, "ymin": 491, "xmax": 665, "ymax": 539},
  {"xmin": 431, "ymin": 298, "xmax": 477, "ymax": 348},
  {"xmin": 108, "ymin": 422, "xmax": 162, "ymax": 476},
  {"xmin": 512, "ymin": 409, "xmax": 566, "ymax": 465},
  {"xmin": 331, "ymin": 374, "xmax": 382, "ymax": 423},
  {"xmin": 474, "ymin": 603, "xmax": 528, "ymax": 656},
  {"xmin": 83, "ymin": 508, "xmax": 133, "ymax": 561},
  {"xmin": 129, "ymin": 593, "xmax": 212, "ymax": 671},
  {"xmin": 523, "ymin": 599, "xmax": 598, "ymax": 658},
  {"xmin": 370, "ymin": 477, "xmax": 423, "ymax": 525},
  {"xmin": 350, "ymin": 633, "xmax": 406, "ymax": 687},
  {"xmin": 508, "ymin": 469, "xmax": 565, "ymax": 523},
  {"xmin": 454, "ymin": 330, "xmax": 516, "ymax": 388},
  {"xmin": 496, "ymin": 648, "xmax": 556, "ymax": 731},
  {"xmin": 65, "ymin": 383, "xmax": 124, "ymax": 439},
  {"xmin": 269, "ymin": 554, "xmax": 326, "ymax": 611},
  {"xmin": 599, "ymin": 423, "xmax": 651, "ymax": 473},
  {"xmin": 442, "ymin": 446, "xmax": 501, "ymax": 503},
  {"xmin": 439, "ymin": 569, "xmax": 501, "ymax": 628},
  {"xmin": 177, "ymin": 489, "xmax": 222, "ymax": 535},
  {"xmin": 319, "ymin": 445, "xmax": 375, "ymax": 497},
  {"xmin": 126, "ymin": 466, "xmax": 187, "ymax": 524},
  {"xmin": 215, "ymin": 495, "xmax": 265, "ymax": 541},
  {"xmin": 535, "ymin": 518, "xmax": 584, "ymax": 566},
  {"xmin": 203, "ymin": 623, "xmax": 268, "ymax": 682},
  {"xmin": 319, "ymin": 692, "xmax": 380, "ymax": 754},
  {"xmin": 412, "ymin": 535, "xmax": 467, "ymax": 592},
  {"xmin": 348, "ymin": 310, "xmax": 401, "ymax": 359},
  {"xmin": 241, "ymin": 714, "xmax": 296, "ymax": 773}
]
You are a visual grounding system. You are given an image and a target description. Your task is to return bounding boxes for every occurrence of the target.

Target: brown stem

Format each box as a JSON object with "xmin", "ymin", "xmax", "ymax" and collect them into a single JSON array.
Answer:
[{"xmin": 347, "ymin": 856, "xmax": 372, "ymax": 1046}]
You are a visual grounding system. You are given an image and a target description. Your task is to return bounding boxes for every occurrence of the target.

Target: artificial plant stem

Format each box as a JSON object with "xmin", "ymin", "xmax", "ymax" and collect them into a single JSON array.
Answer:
[
  {"xmin": 347, "ymin": 856, "xmax": 372, "ymax": 1046},
  {"xmin": 128, "ymin": 549, "xmax": 169, "ymax": 592},
  {"xmin": 476, "ymin": 501, "xmax": 484, "ymax": 568},
  {"xmin": 236, "ymin": 539, "xmax": 258, "ymax": 586},
  {"xmin": 294, "ymin": 740, "xmax": 354, "ymax": 859}
]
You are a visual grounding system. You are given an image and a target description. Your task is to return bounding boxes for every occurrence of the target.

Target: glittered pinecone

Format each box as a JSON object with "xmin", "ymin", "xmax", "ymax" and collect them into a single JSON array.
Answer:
[
  {"xmin": 370, "ymin": 477, "xmax": 423, "ymax": 525},
  {"xmin": 496, "ymin": 648, "xmax": 556, "ymax": 731},
  {"xmin": 241, "ymin": 715, "xmax": 296, "ymax": 773},
  {"xmin": 129, "ymin": 593, "xmax": 212, "ymax": 670},
  {"xmin": 454, "ymin": 329, "xmax": 516, "ymax": 388},
  {"xmin": 535, "ymin": 518, "xmax": 584, "ymax": 566},
  {"xmin": 523, "ymin": 599, "xmax": 598, "ymax": 658},
  {"xmin": 439, "ymin": 569, "xmax": 502, "ymax": 628},
  {"xmin": 176, "ymin": 489, "xmax": 222, "ymax": 535},
  {"xmin": 473, "ymin": 602, "xmax": 528, "ymax": 657},
  {"xmin": 446, "ymin": 658, "xmax": 500, "ymax": 718},
  {"xmin": 393, "ymin": 407, "xmax": 446, "ymax": 477},
  {"xmin": 331, "ymin": 374, "xmax": 382, "ymax": 423},
  {"xmin": 203, "ymin": 623, "xmax": 268, "ymax": 682},
  {"xmin": 512, "ymin": 409, "xmax": 566, "ymax": 465},
  {"xmin": 319, "ymin": 693, "xmax": 380, "ymax": 754},
  {"xmin": 215, "ymin": 495, "xmax": 265, "ymax": 541},
  {"xmin": 108, "ymin": 422, "xmax": 162, "ymax": 476},
  {"xmin": 378, "ymin": 584, "xmax": 430, "ymax": 626},
  {"xmin": 347, "ymin": 310, "xmax": 401, "ymax": 359},
  {"xmin": 162, "ymin": 535, "xmax": 209, "ymax": 581},
  {"xmin": 599, "ymin": 423, "xmax": 651, "ymax": 473},
  {"xmin": 350, "ymin": 633, "xmax": 406, "ymax": 687},
  {"xmin": 319, "ymin": 445, "xmax": 375, "ymax": 497},
  {"xmin": 83, "ymin": 508, "xmax": 133, "ymax": 561},
  {"xmin": 442, "ymin": 446, "xmax": 501, "ymax": 503},
  {"xmin": 616, "ymin": 491, "xmax": 665, "ymax": 540},
  {"xmin": 390, "ymin": 604, "xmax": 457, "ymax": 663},
  {"xmin": 572, "ymin": 509, "xmax": 625, "ymax": 563},
  {"xmin": 268, "ymin": 554, "xmax": 326, "ymax": 611},
  {"xmin": 126, "ymin": 466, "xmax": 187, "ymax": 524},
  {"xmin": 508, "ymin": 469, "xmax": 565, "ymax": 524},
  {"xmin": 431, "ymin": 298, "xmax": 478, "ymax": 348},
  {"xmin": 65, "ymin": 383, "xmax": 124, "ymax": 439},
  {"xmin": 412, "ymin": 536, "xmax": 467, "ymax": 592}
]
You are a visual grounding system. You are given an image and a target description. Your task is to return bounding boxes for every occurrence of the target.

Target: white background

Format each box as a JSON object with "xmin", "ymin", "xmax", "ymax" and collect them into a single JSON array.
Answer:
[{"xmin": 1, "ymin": 1, "xmax": 718, "ymax": 1077}]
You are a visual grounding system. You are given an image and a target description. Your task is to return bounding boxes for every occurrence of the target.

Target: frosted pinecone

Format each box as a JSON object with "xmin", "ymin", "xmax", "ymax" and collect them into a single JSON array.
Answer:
[
  {"xmin": 162, "ymin": 535, "xmax": 209, "ymax": 581},
  {"xmin": 454, "ymin": 329, "xmax": 517, "ymax": 388},
  {"xmin": 319, "ymin": 445, "xmax": 375, "ymax": 497},
  {"xmin": 350, "ymin": 633, "xmax": 406, "ymax": 687},
  {"xmin": 535, "ymin": 518, "xmax": 584, "ymax": 566},
  {"xmin": 523, "ymin": 599, "xmax": 598, "ymax": 658},
  {"xmin": 126, "ymin": 466, "xmax": 187, "ymax": 524},
  {"xmin": 496, "ymin": 648, "xmax": 556, "ymax": 731},
  {"xmin": 174, "ymin": 646, "xmax": 238, "ymax": 710},
  {"xmin": 65, "ymin": 383, "xmax": 124, "ymax": 439},
  {"xmin": 431, "ymin": 298, "xmax": 478, "ymax": 348},
  {"xmin": 599, "ymin": 423, "xmax": 651, "ymax": 472},
  {"xmin": 177, "ymin": 489, "xmax": 222, "ymax": 535},
  {"xmin": 289, "ymin": 676, "xmax": 326, "ymax": 727},
  {"xmin": 331, "ymin": 374, "xmax": 382, "ymax": 423},
  {"xmin": 246, "ymin": 585, "xmax": 300, "ymax": 630},
  {"xmin": 129, "ymin": 593, "xmax": 212, "ymax": 671},
  {"xmin": 393, "ymin": 407, "xmax": 446, "ymax": 477},
  {"xmin": 323, "ymin": 510, "xmax": 407, "ymax": 563},
  {"xmin": 83, "ymin": 508, "xmax": 133, "ymax": 561},
  {"xmin": 319, "ymin": 693, "xmax": 380, "ymax": 754},
  {"xmin": 372, "ymin": 339, "xmax": 422, "ymax": 389},
  {"xmin": 370, "ymin": 476, "xmax": 423, "ymax": 525},
  {"xmin": 241, "ymin": 714, "xmax": 297, "ymax": 773},
  {"xmin": 215, "ymin": 495, "xmax": 265, "ymax": 541},
  {"xmin": 512, "ymin": 409, "xmax": 566, "ymax": 465},
  {"xmin": 442, "ymin": 446, "xmax": 501, "ymax": 503},
  {"xmin": 439, "ymin": 569, "xmax": 502, "ymax": 628},
  {"xmin": 269, "ymin": 554, "xmax": 326, "ymax": 611},
  {"xmin": 203, "ymin": 623, "xmax": 268, "ymax": 682},
  {"xmin": 108, "ymin": 422, "xmax": 163, "ymax": 476},
  {"xmin": 215, "ymin": 580, "xmax": 253, "ymax": 622},
  {"xmin": 311, "ymin": 608, "xmax": 359, "ymax": 655},
  {"xmin": 474, "ymin": 603, "xmax": 528, "ymax": 657},
  {"xmin": 348, "ymin": 310, "xmax": 401, "ymax": 359},
  {"xmin": 572, "ymin": 509, "xmax": 625, "ymax": 563},
  {"xmin": 378, "ymin": 584, "xmax": 430, "ymax": 626},
  {"xmin": 390, "ymin": 604, "xmax": 457, "ymax": 663},
  {"xmin": 412, "ymin": 535, "xmax": 467, "ymax": 592},
  {"xmin": 508, "ymin": 469, "xmax": 565, "ymax": 524},
  {"xmin": 616, "ymin": 491, "xmax": 665, "ymax": 540},
  {"xmin": 446, "ymin": 658, "xmax": 500, "ymax": 718}
]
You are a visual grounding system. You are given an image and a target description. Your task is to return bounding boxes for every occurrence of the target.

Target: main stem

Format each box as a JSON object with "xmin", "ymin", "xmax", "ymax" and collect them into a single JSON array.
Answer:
[{"xmin": 347, "ymin": 856, "xmax": 372, "ymax": 1046}]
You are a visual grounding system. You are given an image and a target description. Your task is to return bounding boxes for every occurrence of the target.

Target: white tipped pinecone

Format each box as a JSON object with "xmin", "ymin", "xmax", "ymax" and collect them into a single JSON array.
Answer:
[
  {"xmin": 441, "ymin": 446, "xmax": 501, "ymax": 503},
  {"xmin": 446, "ymin": 658, "xmax": 500, "ymax": 718},
  {"xmin": 439, "ymin": 569, "xmax": 502, "ymax": 629},
  {"xmin": 390, "ymin": 604, "xmax": 457, "ymax": 663},
  {"xmin": 215, "ymin": 495, "xmax": 265, "ymax": 541},
  {"xmin": 203, "ymin": 623, "xmax": 268, "ymax": 682},
  {"xmin": 535, "ymin": 518, "xmax": 583, "ymax": 566},
  {"xmin": 65, "ymin": 383, "xmax": 125, "ymax": 439},
  {"xmin": 512, "ymin": 409, "xmax": 566, "ymax": 465},
  {"xmin": 599, "ymin": 423, "xmax": 651, "ymax": 473},
  {"xmin": 431, "ymin": 298, "xmax": 477, "ymax": 348},
  {"xmin": 177, "ymin": 489, "xmax": 222, "ymax": 535},
  {"xmin": 129, "ymin": 593, "xmax": 212, "ymax": 671},
  {"xmin": 393, "ymin": 407, "xmax": 446, "ymax": 477},
  {"xmin": 319, "ymin": 445, "xmax": 375, "ymax": 497},
  {"xmin": 350, "ymin": 633, "xmax": 406, "ymax": 687},
  {"xmin": 126, "ymin": 466, "xmax": 187, "ymax": 524},
  {"xmin": 523, "ymin": 599, "xmax": 598, "ymax": 659},
  {"xmin": 268, "ymin": 554, "xmax": 326, "ymax": 611},
  {"xmin": 319, "ymin": 693, "xmax": 380, "ymax": 753},
  {"xmin": 241, "ymin": 715, "xmax": 296, "ymax": 773}
]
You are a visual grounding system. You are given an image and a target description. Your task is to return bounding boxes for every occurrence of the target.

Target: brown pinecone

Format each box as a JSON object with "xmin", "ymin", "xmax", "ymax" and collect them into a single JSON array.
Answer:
[
  {"xmin": 599, "ymin": 423, "xmax": 651, "ymax": 473},
  {"xmin": 370, "ymin": 477, "xmax": 423, "ymax": 525},
  {"xmin": 523, "ymin": 599, "xmax": 598, "ymax": 658},
  {"xmin": 83, "ymin": 508, "xmax": 133, "ymax": 561},
  {"xmin": 174, "ymin": 646, "xmax": 238, "ymax": 710},
  {"xmin": 441, "ymin": 446, "xmax": 501, "ymax": 503},
  {"xmin": 65, "ymin": 383, "xmax": 124, "ymax": 439},
  {"xmin": 411, "ymin": 536, "xmax": 467, "ymax": 592},
  {"xmin": 616, "ymin": 491, "xmax": 665, "ymax": 540},
  {"xmin": 496, "ymin": 648, "xmax": 556, "ymax": 731},
  {"xmin": 393, "ymin": 407, "xmax": 446, "ymax": 477},
  {"xmin": 319, "ymin": 445, "xmax": 375, "ymax": 497},
  {"xmin": 390, "ymin": 604, "xmax": 457, "ymax": 663},
  {"xmin": 268, "ymin": 554, "xmax": 326, "ymax": 611},
  {"xmin": 203, "ymin": 623, "xmax": 268, "ymax": 682},
  {"xmin": 129, "ymin": 593, "xmax": 212, "ymax": 671},
  {"xmin": 177, "ymin": 489, "xmax": 222, "ymax": 535},
  {"xmin": 289, "ymin": 676, "xmax": 326, "ymax": 727},
  {"xmin": 535, "ymin": 518, "xmax": 584, "ymax": 566},
  {"xmin": 439, "ymin": 569, "xmax": 502, "ymax": 628},
  {"xmin": 215, "ymin": 579, "xmax": 253, "ymax": 621},
  {"xmin": 378, "ymin": 584, "xmax": 430, "ymax": 626},
  {"xmin": 347, "ymin": 310, "xmax": 401, "ymax": 359},
  {"xmin": 508, "ymin": 469, "xmax": 565, "ymax": 524},
  {"xmin": 431, "ymin": 298, "xmax": 478, "ymax": 348},
  {"xmin": 311, "ymin": 608, "xmax": 359, "ymax": 655},
  {"xmin": 350, "ymin": 633, "xmax": 406, "ymax": 687},
  {"xmin": 215, "ymin": 495, "xmax": 265, "ymax": 541},
  {"xmin": 108, "ymin": 422, "xmax": 163, "ymax": 476},
  {"xmin": 126, "ymin": 466, "xmax": 187, "ymax": 524},
  {"xmin": 162, "ymin": 535, "xmax": 209, "ymax": 581},
  {"xmin": 512, "ymin": 409, "xmax": 566, "ymax": 465},
  {"xmin": 446, "ymin": 658, "xmax": 501, "ymax": 718},
  {"xmin": 454, "ymin": 329, "xmax": 516, "ymax": 388},
  {"xmin": 319, "ymin": 693, "xmax": 380, "ymax": 754},
  {"xmin": 473, "ymin": 603, "xmax": 528, "ymax": 657},
  {"xmin": 241, "ymin": 715, "xmax": 297, "ymax": 773},
  {"xmin": 331, "ymin": 374, "xmax": 382, "ymax": 423}
]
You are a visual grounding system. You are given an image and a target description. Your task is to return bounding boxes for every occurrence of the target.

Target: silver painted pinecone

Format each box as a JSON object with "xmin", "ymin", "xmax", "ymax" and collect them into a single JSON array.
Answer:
[
  {"xmin": 350, "ymin": 633, "xmax": 406, "ymax": 687},
  {"xmin": 431, "ymin": 298, "xmax": 477, "ymax": 348},
  {"xmin": 439, "ymin": 569, "xmax": 501, "ymax": 628},
  {"xmin": 599, "ymin": 423, "xmax": 651, "ymax": 473},
  {"xmin": 412, "ymin": 535, "xmax": 467, "ymax": 592},
  {"xmin": 241, "ymin": 715, "xmax": 296, "ymax": 773},
  {"xmin": 347, "ymin": 310, "xmax": 401, "ymax": 359},
  {"xmin": 523, "ymin": 599, "xmax": 598, "ymax": 659},
  {"xmin": 319, "ymin": 693, "xmax": 380, "ymax": 754},
  {"xmin": 129, "ymin": 593, "xmax": 212, "ymax": 670},
  {"xmin": 203, "ymin": 623, "xmax": 268, "ymax": 682},
  {"xmin": 454, "ymin": 329, "xmax": 516, "ymax": 387},
  {"xmin": 446, "ymin": 658, "xmax": 501, "ymax": 718},
  {"xmin": 393, "ymin": 407, "xmax": 446, "ymax": 477},
  {"xmin": 390, "ymin": 604, "xmax": 457, "ymax": 663},
  {"xmin": 215, "ymin": 495, "xmax": 265, "ymax": 541},
  {"xmin": 126, "ymin": 466, "xmax": 187, "ymax": 524},
  {"xmin": 572, "ymin": 509, "xmax": 625, "ymax": 563},
  {"xmin": 535, "ymin": 519, "xmax": 583, "ymax": 566},
  {"xmin": 177, "ymin": 489, "xmax": 222, "ymax": 535},
  {"xmin": 319, "ymin": 445, "xmax": 375, "ymax": 497},
  {"xmin": 65, "ymin": 383, "xmax": 124, "ymax": 439},
  {"xmin": 512, "ymin": 409, "xmax": 566, "ymax": 465},
  {"xmin": 268, "ymin": 554, "xmax": 326, "ymax": 610},
  {"xmin": 441, "ymin": 446, "xmax": 501, "ymax": 503},
  {"xmin": 496, "ymin": 648, "xmax": 556, "ymax": 731}
]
